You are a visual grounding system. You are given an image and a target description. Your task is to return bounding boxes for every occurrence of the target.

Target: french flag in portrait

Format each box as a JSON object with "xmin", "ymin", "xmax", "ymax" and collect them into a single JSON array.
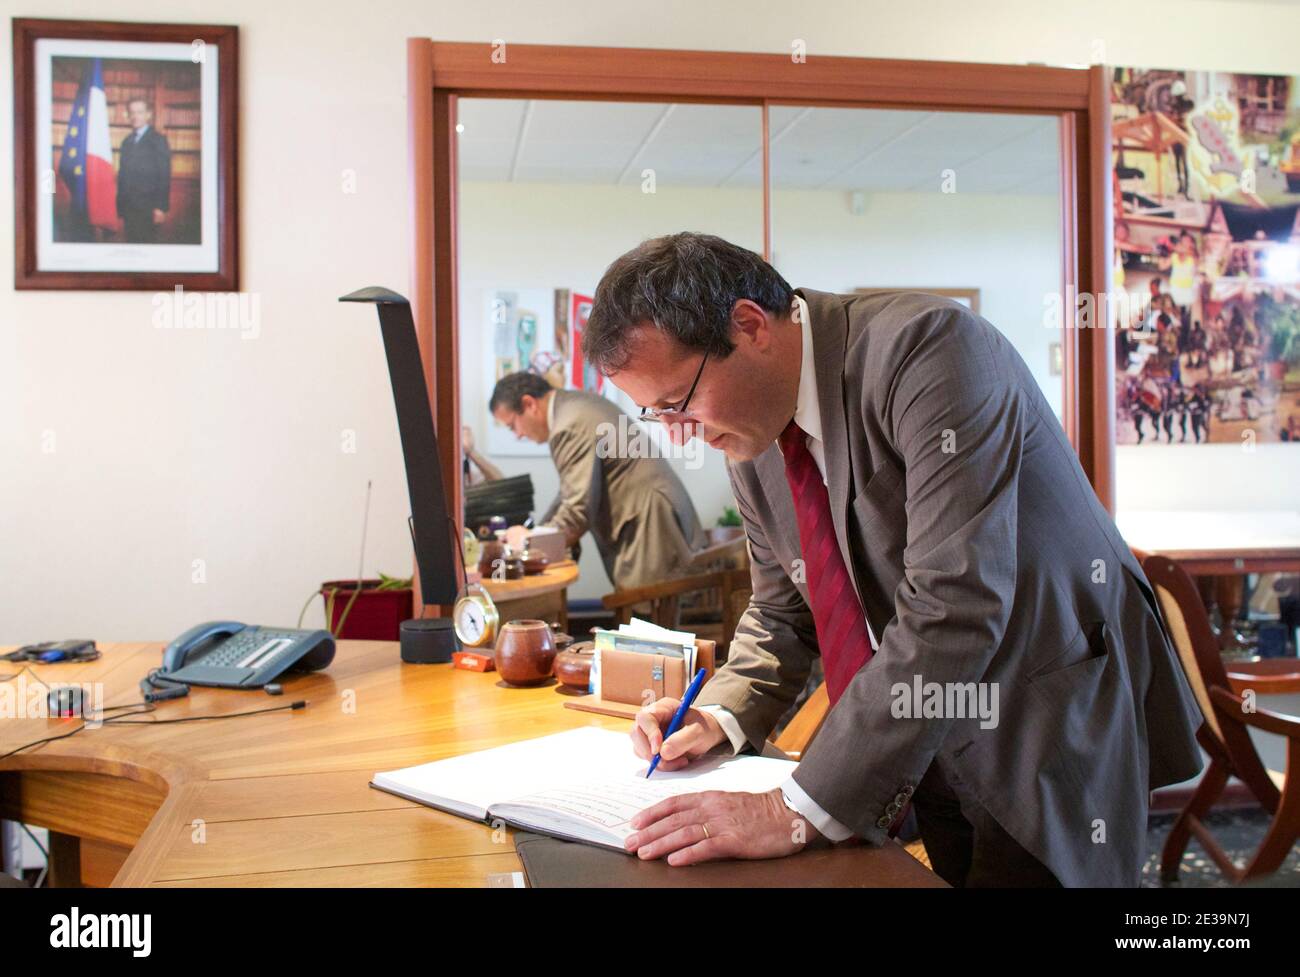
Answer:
[{"xmin": 58, "ymin": 58, "xmax": 117, "ymax": 231}]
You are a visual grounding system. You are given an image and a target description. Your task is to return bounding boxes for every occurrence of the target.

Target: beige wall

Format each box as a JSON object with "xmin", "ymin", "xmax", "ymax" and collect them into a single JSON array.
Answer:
[{"xmin": 4, "ymin": 0, "xmax": 1300, "ymax": 642}]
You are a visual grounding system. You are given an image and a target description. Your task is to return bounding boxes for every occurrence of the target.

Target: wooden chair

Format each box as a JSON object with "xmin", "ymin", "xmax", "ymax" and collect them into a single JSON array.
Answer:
[
  {"xmin": 769, "ymin": 681, "xmax": 829, "ymax": 761},
  {"xmin": 1142, "ymin": 553, "xmax": 1300, "ymax": 884},
  {"xmin": 601, "ymin": 537, "xmax": 752, "ymax": 649}
]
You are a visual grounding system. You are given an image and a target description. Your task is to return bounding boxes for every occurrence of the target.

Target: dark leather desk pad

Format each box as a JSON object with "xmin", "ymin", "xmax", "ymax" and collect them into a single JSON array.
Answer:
[{"xmin": 513, "ymin": 832, "xmax": 948, "ymax": 887}]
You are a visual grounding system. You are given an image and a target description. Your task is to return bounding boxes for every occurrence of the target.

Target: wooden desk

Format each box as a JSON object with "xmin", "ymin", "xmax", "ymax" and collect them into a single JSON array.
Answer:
[
  {"xmin": 478, "ymin": 559, "xmax": 579, "ymax": 632},
  {"xmin": 0, "ymin": 642, "xmax": 939, "ymax": 887}
]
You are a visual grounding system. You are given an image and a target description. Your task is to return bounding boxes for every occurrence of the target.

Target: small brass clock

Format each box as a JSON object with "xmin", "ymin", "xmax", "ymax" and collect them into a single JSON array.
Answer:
[{"xmin": 452, "ymin": 583, "xmax": 500, "ymax": 649}]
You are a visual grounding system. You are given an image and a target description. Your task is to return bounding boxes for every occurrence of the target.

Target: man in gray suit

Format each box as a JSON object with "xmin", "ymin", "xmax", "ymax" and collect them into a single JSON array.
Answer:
[
  {"xmin": 581, "ymin": 233, "xmax": 1204, "ymax": 887},
  {"xmin": 489, "ymin": 372, "xmax": 707, "ymax": 590}
]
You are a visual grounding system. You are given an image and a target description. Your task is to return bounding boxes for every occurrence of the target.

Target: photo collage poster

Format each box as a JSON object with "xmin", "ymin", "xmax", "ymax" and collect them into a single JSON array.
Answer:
[{"xmin": 1111, "ymin": 67, "xmax": 1300, "ymax": 445}]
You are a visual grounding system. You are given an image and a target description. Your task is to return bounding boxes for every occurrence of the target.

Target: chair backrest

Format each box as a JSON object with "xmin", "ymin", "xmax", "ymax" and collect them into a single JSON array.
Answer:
[
  {"xmin": 1141, "ymin": 554, "xmax": 1276, "ymax": 793},
  {"xmin": 771, "ymin": 681, "xmax": 829, "ymax": 760},
  {"xmin": 684, "ymin": 535, "xmax": 749, "ymax": 573},
  {"xmin": 1141, "ymin": 554, "xmax": 1227, "ymax": 745}
]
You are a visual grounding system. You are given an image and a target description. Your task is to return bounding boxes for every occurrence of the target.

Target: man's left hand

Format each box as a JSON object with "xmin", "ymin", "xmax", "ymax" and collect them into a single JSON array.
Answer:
[
  {"xmin": 152, "ymin": 208, "xmax": 165, "ymax": 224},
  {"xmin": 624, "ymin": 787, "xmax": 820, "ymax": 866}
]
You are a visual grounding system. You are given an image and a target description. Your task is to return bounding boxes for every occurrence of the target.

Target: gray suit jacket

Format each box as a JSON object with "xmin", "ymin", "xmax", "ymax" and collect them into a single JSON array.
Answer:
[
  {"xmin": 693, "ymin": 288, "xmax": 1204, "ymax": 887},
  {"xmin": 542, "ymin": 389, "xmax": 706, "ymax": 589}
]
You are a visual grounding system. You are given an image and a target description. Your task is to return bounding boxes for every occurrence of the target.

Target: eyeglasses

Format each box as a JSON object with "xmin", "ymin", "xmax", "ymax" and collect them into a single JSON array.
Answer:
[{"xmin": 640, "ymin": 350, "xmax": 709, "ymax": 424}]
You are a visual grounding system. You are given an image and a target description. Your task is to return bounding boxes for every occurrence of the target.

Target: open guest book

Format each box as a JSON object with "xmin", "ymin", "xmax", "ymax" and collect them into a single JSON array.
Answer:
[{"xmin": 370, "ymin": 727, "xmax": 797, "ymax": 852}]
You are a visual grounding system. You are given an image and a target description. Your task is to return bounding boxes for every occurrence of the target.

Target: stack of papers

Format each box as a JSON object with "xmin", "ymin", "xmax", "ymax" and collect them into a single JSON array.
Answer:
[{"xmin": 590, "ymin": 617, "xmax": 697, "ymax": 697}]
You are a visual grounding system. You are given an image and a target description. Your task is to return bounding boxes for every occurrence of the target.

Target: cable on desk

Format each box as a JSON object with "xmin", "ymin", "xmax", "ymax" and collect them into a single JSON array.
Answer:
[
  {"xmin": 0, "ymin": 700, "xmax": 307, "ymax": 759},
  {"xmin": 0, "ymin": 722, "xmax": 90, "ymax": 762},
  {"xmin": 102, "ymin": 700, "xmax": 307, "ymax": 724}
]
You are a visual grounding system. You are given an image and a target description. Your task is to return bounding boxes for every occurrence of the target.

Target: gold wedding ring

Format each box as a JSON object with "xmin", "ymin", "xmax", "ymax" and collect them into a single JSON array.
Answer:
[{"xmin": 701, "ymin": 822, "xmax": 711, "ymax": 839}]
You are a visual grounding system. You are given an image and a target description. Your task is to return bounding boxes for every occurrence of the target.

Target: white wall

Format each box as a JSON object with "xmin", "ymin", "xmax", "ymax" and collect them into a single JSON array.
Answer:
[
  {"xmin": 771, "ymin": 188, "xmax": 1065, "ymax": 416},
  {"xmin": 6, "ymin": 0, "xmax": 1300, "ymax": 642}
]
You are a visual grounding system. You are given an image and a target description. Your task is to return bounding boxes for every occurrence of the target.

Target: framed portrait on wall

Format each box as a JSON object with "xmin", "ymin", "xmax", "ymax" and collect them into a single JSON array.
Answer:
[{"xmin": 12, "ymin": 18, "xmax": 239, "ymax": 290}]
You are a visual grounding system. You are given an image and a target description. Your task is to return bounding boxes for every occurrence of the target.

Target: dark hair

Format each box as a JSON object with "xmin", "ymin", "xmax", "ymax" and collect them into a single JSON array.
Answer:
[
  {"xmin": 489, "ymin": 371, "xmax": 553, "ymax": 413},
  {"xmin": 582, "ymin": 232, "xmax": 794, "ymax": 373}
]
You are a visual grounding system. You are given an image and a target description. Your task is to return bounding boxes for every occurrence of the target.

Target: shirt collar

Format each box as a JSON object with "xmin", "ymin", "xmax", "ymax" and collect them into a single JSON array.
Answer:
[
  {"xmin": 791, "ymin": 294, "xmax": 822, "ymax": 443},
  {"xmin": 546, "ymin": 387, "xmax": 557, "ymax": 434}
]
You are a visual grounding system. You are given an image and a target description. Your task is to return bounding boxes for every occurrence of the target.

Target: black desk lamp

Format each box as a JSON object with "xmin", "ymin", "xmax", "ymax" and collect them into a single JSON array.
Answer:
[{"xmin": 339, "ymin": 287, "xmax": 461, "ymax": 663}]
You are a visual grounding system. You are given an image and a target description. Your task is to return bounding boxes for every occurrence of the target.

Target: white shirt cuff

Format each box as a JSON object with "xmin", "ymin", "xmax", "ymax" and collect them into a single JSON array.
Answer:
[
  {"xmin": 697, "ymin": 705, "xmax": 856, "ymax": 842},
  {"xmin": 780, "ymin": 776, "xmax": 855, "ymax": 842},
  {"xmin": 696, "ymin": 704, "xmax": 748, "ymax": 756}
]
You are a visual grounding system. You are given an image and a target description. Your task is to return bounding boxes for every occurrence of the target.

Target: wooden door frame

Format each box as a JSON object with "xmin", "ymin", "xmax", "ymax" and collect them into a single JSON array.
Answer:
[{"xmin": 406, "ymin": 40, "xmax": 1114, "ymax": 607}]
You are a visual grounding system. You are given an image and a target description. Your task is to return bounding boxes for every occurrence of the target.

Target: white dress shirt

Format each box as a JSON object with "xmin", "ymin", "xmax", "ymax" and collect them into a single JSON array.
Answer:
[{"xmin": 697, "ymin": 294, "xmax": 856, "ymax": 842}]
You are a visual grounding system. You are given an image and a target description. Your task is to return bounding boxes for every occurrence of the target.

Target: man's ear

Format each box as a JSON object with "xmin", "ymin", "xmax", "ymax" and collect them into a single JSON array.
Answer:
[{"xmin": 731, "ymin": 299, "xmax": 775, "ymax": 352}]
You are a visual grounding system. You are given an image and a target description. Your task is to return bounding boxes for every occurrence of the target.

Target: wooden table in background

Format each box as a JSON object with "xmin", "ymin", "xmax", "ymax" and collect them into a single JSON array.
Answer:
[
  {"xmin": 1118, "ymin": 510, "xmax": 1300, "ymax": 647},
  {"xmin": 0, "ymin": 641, "xmax": 939, "ymax": 887},
  {"xmin": 478, "ymin": 559, "xmax": 579, "ymax": 633},
  {"xmin": 1227, "ymin": 658, "xmax": 1300, "ymax": 696}
]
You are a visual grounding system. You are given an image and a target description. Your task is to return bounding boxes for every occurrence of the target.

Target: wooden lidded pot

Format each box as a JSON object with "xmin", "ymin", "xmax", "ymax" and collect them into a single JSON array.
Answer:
[{"xmin": 494, "ymin": 619, "xmax": 557, "ymax": 686}]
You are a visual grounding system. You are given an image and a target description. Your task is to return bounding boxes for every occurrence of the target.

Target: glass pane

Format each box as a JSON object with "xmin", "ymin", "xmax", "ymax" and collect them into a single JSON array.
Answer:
[
  {"xmin": 457, "ymin": 98, "xmax": 763, "ymax": 596},
  {"xmin": 768, "ymin": 105, "xmax": 1065, "ymax": 419}
]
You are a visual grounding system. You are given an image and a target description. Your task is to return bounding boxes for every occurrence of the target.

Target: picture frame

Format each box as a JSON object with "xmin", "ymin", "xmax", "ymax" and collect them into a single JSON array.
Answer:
[{"xmin": 12, "ymin": 18, "xmax": 239, "ymax": 290}]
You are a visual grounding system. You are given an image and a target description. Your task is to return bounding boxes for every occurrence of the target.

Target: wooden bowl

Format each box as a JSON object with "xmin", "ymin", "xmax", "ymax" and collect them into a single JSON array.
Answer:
[
  {"xmin": 554, "ymin": 641, "xmax": 595, "ymax": 691},
  {"xmin": 521, "ymin": 550, "xmax": 550, "ymax": 575},
  {"xmin": 494, "ymin": 619, "xmax": 557, "ymax": 687}
]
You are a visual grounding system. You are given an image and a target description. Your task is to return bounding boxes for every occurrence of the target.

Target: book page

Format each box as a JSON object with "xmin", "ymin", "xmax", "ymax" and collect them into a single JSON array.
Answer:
[{"xmin": 372, "ymin": 727, "xmax": 639, "ymax": 816}]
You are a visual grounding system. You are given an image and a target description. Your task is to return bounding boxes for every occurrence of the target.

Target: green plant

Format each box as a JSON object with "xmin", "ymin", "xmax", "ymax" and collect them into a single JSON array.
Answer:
[
  {"xmin": 717, "ymin": 506, "xmax": 742, "ymax": 527},
  {"xmin": 375, "ymin": 572, "xmax": 413, "ymax": 591},
  {"xmin": 1256, "ymin": 293, "xmax": 1300, "ymax": 365},
  {"xmin": 1269, "ymin": 319, "xmax": 1296, "ymax": 363}
]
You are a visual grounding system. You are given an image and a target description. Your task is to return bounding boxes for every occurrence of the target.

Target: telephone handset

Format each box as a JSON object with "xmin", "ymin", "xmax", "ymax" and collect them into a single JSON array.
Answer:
[{"xmin": 162, "ymin": 621, "xmax": 247, "ymax": 671}]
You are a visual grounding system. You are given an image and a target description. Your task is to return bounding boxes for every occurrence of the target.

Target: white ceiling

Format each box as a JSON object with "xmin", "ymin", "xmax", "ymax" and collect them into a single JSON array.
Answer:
[{"xmin": 457, "ymin": 100, "xmax": 1061, "ymax": 195}]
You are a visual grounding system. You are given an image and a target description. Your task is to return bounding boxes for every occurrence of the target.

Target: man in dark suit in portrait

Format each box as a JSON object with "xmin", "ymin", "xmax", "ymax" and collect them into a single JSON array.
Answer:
[
  {"xmin": 116, "ymin": 98, "xmax": 171, "ymax": 243},
  {"xmin": 583, "ymin": 232, "xmax": 1204, "ymax": 887}
]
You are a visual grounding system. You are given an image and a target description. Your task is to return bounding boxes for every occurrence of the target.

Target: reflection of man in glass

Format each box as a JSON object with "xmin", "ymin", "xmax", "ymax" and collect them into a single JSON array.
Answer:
[{"xmin": 116, "ymin": 99, "xmax": 171, "ymax": 243}]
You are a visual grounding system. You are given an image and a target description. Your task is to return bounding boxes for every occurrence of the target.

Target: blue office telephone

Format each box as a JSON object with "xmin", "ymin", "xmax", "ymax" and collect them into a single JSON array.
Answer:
[{"xmin": 159, "ymin": 621, "xmax": 335, "ymax": 689}]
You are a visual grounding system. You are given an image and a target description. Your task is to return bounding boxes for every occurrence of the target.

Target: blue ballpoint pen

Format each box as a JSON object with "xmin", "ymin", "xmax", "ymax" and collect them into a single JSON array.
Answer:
[{"xmin": 646, "ymin": 667, "xmax": 708, "ymax": 778}]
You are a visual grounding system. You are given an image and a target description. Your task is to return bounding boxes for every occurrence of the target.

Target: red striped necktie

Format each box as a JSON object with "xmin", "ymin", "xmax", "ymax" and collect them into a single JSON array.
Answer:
[{"xmin": 779, "ymin": 419, "xmax": 876, "ymax": 706}]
